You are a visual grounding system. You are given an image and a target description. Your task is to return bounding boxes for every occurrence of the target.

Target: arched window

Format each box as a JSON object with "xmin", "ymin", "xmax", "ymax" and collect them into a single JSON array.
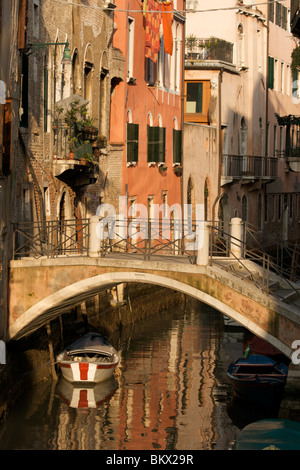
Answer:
[
  {"xmin": 204, "ymin": 178, "xmax": 209, "ymax": 221},
  {"xmin": 84, "ymin": 45, "xmax": 94, "ymax": 113},
  {"xmin": 187, "ymin": 176, "xmax": 195, "ymax": 221},
  {"xmin": 240, "ymin": 117, "xmax": 247, "ymax": 172},
  {"xmin": 258, "ymin": 193, "xmax": 262, "ymax": 229},
  {"xmin": 72, "ymin": 50, "xmax": 80, "ymax": 95},
  {"xmin": 238, "ymin": 24, "xmax": 245, "ymax": 68},
  {"xmin": 242, "ymin": 195, "xmax": 248, "ymax": 222}
]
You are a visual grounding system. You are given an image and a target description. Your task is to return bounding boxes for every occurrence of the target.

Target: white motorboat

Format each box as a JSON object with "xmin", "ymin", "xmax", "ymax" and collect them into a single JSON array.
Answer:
[{"xmin": 56, "ymin": 332, "xmax": 119, "ymax": 384}]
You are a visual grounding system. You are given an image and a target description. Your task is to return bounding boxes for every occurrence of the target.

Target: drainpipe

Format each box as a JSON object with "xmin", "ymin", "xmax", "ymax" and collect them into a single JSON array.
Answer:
[
  {"xmin": 181, "ymin": 0, "xmax": 186, "ymax": 244},
  {"xmin": 212, "ymin": 68, "xmax": 223, "ymax": 224},
  {"xmin": 265, "ymin": 2, "xmax": 270, "ymax": 157}
]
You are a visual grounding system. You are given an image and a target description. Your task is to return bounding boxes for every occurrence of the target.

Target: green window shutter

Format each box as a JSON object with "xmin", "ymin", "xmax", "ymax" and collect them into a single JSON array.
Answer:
[
  {"xmin": 44, "ymin": 67, "xmax": 48, "ymax": 133},
  {"xmin": 268, "ymin": 56, "xmax": 274, "ymax": 89},
  {"xmin": 173, "ymin": 129, "xmax": 182, "ymax": 163},
  {"xmin": 158, "ymin": 127, "xmax": 165, "ymax": 162},
  {"xmin": 127, "ymin": 123, "xmax": 139, "ymax": 162},
  {"xmin": 269, "ymin": 1, "xmax": 274, "ymax": 22},
  {"xmin": 147, "ymin": 126, "xmax": 165, "ymax": 162},
  {"xmin": 282, "ymin": 6, "xmax": 287, "ymax": 30},
  {"xmin": 147, "ymin": 125, "xmax": 155, "ymax": 162},
  {"xmin": 276, "ymin": 1, "xmax": 282, "ymax": 26}
]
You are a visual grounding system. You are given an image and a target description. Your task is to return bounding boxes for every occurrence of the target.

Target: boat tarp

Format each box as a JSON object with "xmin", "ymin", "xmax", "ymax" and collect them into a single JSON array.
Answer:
[
  {"xmin": 233, "ymin": 419, "xmax": 300, "ymax": 450},
  {"xmin": 66, "ymin": 333, "xmax": 115, "ymax": 356}
]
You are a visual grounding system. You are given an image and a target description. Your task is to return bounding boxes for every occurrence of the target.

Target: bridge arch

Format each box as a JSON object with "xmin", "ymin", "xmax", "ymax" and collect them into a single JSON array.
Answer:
[{"xmin": 7, "ymin": 272, "xmax": 291, "ymax": 359}]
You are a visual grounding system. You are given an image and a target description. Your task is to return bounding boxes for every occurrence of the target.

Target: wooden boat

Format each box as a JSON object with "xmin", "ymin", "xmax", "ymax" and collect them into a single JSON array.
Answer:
[
  {"xmin": 232, "ymin": 419, "xmax": 300, "ymax": 450},
  {"xmin": 227, "ymin": 354, "xmax": 288, "ymax": 406},
  {"xmin": 56, "ymin": 332, "xmax": 119, "ymax": 384}
]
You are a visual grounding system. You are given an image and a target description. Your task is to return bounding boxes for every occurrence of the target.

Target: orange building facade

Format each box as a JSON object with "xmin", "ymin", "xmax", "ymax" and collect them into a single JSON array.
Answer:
[{"xmin": 111, "ymin": 0, "xmax": 185, "ymax": 218}]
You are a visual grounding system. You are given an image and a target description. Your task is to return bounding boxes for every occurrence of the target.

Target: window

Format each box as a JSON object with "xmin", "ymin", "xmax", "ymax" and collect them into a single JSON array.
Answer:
[
  {"xmin": 264, "ymin": 194, "xmax": 268, "ymax": 222},
  {"xmin": 273, "ymin": 125, "xmax": 277, "ymax": 157},
  {"xmin": 173, "ymin": 129, "xmax": 182, "ymax": 163},
  {"xmin": 268, "ymin": 56, "xmax": 274, "ymax": 89},
  {"xmin": 20, "ymin": 53, "xmax": 28, "ymax": 127},
  {"xmin": 184, "ymin": 80, "xmax": 210, "ymax": 123},
  {"xmin": 127, "ymin": 17, "xmax": 134, "ymax": 80},
  {"xmin": 84, "ymin": 61, "xmax": 93, "ymax": 105},
  {"xmin": 238, "ymin": 24, "xmax": 245, "ymax": 68},
  {"xmin": 242, "ymin": 195, "xmax": 247, "ymax": 222},
  {"xmin": 258, "ymin": 194, "xmax": 262, "ymax": 229},
  {"xmin": 278, "ymin": 194, "xmax": 282, "ymax": 220},
  {"xmin": 280, "ymin": 126, "xmax": 284, "ymax": 157},
  {"xmin": 146, "ymin": 58, "xmax": 156, "ymax": 86},
  {"xmin": 2, "ymin": 99, "xmax": 12, "ymax": 176},
  {"xmin": 147, "ymin": 125, "xmax": 165, "ymax": 163},
  {"xmin": 289, "ymin": 194, "xmax": 293, "ymax": 219},
  {"xmin": 286, "ymin": 64, "xmax": 291, "ymax": 95},
  {"xmin": 33, "ymin": 0, "xmax": 39, "ymax": 38},
  {"xmin": 274, "ymin": 58, "xmax": 278, "ymax": 90},
  {"xmin": 280, "ymin": 62, "xmax": 284, "ymax": 93},
  {"xmin": 276, "ymin": 1, "xmax": 282, "ymax": 26},
  {"xmin": 269, "ymin": 1, "xmax": 274, "ymax": 22},
  {"xmin": 44, "ymin": 65, "xmax": 48, "ymax": 132},
  {"xmin": 127, "ymin": 123, "xmax": 139, "ymax": 162}
]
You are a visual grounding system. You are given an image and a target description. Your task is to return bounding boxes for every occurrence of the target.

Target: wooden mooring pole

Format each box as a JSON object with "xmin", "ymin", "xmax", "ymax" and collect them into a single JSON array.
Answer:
[{"xmin": 46, "ymin": 323, "xmax": 57, "ymax": 380}]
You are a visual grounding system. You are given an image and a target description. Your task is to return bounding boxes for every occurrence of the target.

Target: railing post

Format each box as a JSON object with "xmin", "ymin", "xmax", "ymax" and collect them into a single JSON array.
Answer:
[
  {"xmin": 230, "ymin": 217, "xmax": 243, "ymax": 259},
  {"xmin": 89, "ymin": 216, "xmax": 100, "ymax": 257},
  {"xmin": 196, "ymin": 221, "xmax": 209, "ymax": 266}
]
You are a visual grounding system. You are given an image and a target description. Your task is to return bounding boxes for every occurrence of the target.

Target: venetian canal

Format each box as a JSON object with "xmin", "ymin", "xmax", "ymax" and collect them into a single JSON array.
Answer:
[{"xmin": 0, "ymin": 290, "xmax": 299, "ymax": 451}]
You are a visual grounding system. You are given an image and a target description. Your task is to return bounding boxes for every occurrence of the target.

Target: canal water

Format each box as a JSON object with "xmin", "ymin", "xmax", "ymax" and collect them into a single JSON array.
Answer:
[{"xmin": 0, "ymin": 297, "xmax": 292, "ymax": 450}]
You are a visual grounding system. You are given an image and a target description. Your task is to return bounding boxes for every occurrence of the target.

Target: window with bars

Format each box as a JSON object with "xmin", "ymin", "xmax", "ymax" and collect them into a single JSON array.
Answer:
[
  {"xmin": 147, "ymin": 125, "xmax": 165, "ymax": 162},
  {"xmin": 127, "ymin": 123, "xmax": 139, "ymax": 162}
]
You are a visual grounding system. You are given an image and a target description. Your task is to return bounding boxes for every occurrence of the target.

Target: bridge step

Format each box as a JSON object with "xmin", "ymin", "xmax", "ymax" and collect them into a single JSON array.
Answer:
[
  {"xmin": 274, "ymin": 288, "xmax": 298, "ymax": 304},
  {"xmin": 268, "ymin": 280, "xmax": 279, "ymax": 291}
]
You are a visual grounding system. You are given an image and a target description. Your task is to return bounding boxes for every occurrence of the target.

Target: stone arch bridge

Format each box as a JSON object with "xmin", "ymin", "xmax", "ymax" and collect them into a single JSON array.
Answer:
[{"xmin": 7, "ymin": 216, "xmax": 300, "ymax": 371}]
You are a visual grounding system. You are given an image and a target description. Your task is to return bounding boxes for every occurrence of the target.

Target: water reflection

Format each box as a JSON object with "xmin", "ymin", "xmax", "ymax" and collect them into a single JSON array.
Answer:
[{"xmin": 0, "ymin": 297, "xmax": 280, "ymax": 450}]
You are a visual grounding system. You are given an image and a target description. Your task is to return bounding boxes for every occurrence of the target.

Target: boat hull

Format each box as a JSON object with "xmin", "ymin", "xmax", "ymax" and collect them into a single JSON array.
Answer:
[
  {"xmin": 56, "ymin": 332, "xmax": 119, "ymax": 384},
  {"xmin": 58, "ymin": 357, "xmax": 118, "ymax": 384},
  {"xmin": 227, "ymin": 355, "xmax": 288, "ymax": 406}
]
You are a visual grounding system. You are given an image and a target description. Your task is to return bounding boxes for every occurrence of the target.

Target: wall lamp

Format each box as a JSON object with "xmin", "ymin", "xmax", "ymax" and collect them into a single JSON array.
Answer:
[{"xmin": 26, "ymin": 41, "xmax": 72, "ymax": 64}]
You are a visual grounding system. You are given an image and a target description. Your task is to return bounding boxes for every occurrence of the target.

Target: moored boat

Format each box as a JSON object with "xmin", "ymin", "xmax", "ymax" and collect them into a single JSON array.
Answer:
[
  {"xmin": 227, "ymin": 354, "xmax": 288, "ymax": 406},
  {"xmin": 56, "ymin": 332, "xmax": 119, "ymax": 384},
  {"xmin": 232, "ymin": 419, "xmax": 300, "ymax": 450}
]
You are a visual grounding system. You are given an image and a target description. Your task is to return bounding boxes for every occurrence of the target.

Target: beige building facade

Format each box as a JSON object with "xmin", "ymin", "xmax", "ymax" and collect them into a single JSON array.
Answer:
[{"xmin": 183, "ymin": 0, "xmax": 300, "ymax": 253}]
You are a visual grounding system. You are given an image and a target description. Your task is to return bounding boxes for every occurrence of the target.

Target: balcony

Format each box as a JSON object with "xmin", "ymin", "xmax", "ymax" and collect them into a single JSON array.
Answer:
[
  {"xmin": 185, "ymin": 37, "xmax": 234, "ymax": 66},
  {"xmin": 221, "ymin": 155, "xmax": 278, "ymax": 186}
]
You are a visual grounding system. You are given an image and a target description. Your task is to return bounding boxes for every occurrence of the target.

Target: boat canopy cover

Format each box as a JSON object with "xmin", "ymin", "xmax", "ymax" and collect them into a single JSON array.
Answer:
[
  {"xmin": 235, "ymin": 354, "xmax": 277, "ymax": 366},
  {"xmin": 66, "ymin": 333, "xmax": 116, "ymax": 356},
  {"xmin": 233, "ymin": 419, "xmax": 300, "ymax": 450}
]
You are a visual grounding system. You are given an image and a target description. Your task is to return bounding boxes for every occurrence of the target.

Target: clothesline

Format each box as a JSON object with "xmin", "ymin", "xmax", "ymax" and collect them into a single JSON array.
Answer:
[{"xmin": 49, "ymin": 0, "xmax": 287, "ymax": 15}]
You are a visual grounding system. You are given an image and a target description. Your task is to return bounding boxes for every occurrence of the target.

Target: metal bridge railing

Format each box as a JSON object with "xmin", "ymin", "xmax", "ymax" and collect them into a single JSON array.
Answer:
[
  {"xmin": 13, "ymin": 219, "xmax": 90, "ymax": 259},
  {"xmin": 12, "ymin": 218, "xmax": 300, "ymax": 298}
]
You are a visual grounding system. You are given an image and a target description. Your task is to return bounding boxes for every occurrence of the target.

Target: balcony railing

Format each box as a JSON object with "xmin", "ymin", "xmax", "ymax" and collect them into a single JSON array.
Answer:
[
  {"xmin": 185, "ymin": 37, "xmax": 234, "ymax": 64},
  {"xmin": 52, "ymin": 120, "xmax": 100, "ymax": 161},
  {"xmin": 222, "ymin": 155, "xmax": 278, "ymax": 180}
]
